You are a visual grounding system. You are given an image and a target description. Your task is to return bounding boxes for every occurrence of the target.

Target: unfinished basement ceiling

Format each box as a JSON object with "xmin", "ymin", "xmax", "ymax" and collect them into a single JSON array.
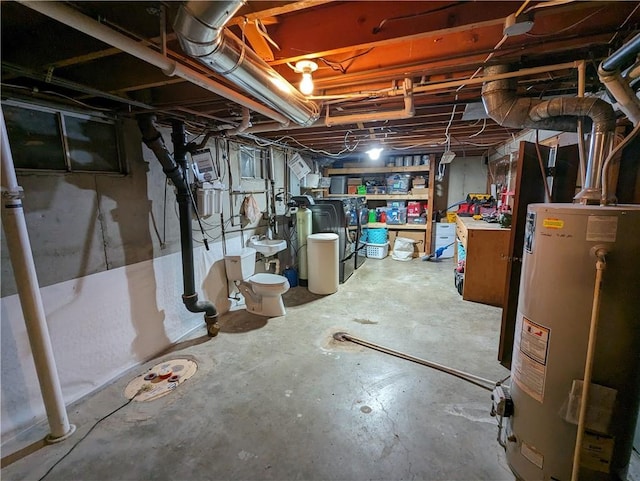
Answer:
[{"xmin": 1, "ymin": 1, "xmax": 639, "ymax": 160}]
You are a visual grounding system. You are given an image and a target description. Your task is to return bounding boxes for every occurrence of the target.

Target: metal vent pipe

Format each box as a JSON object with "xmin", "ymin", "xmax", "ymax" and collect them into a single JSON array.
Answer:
[
  {"xmin": 174, "ymin": 1, "xmax": 320, "ymax": 127},
  {"xmin": 482, "ymin": 65, "xmax": 615, "ymax": 202},
  {"xmin": 19, "ymin": 1, "xmax": 290, "ymax": 125}
]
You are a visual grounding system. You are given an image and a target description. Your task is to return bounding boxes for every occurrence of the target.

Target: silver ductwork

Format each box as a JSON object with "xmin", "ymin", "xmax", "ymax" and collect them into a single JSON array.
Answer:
[
  {"xmin": 482, "ymin": 65, "xmax": 616, "ymax": 202},
  {"xmin": 174, "ymin": 1, "xmax": 320, "ymax": 127}
]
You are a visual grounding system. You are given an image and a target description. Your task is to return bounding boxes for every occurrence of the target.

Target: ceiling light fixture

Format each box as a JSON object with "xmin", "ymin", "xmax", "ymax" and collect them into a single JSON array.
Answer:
[
  {"xmin": 295, "ymin": 60, "xmax": 318, "ymax": 95},
  {"xmin": 366, "ymin": 147, "xmax": 384, "ymax": 160}
]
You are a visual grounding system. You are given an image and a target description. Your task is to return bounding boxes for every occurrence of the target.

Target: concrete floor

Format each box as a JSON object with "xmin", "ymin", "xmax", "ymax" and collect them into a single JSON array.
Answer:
[{"xmin": 3, "ymin": 256, "xmax": 634, "ymax": 480}]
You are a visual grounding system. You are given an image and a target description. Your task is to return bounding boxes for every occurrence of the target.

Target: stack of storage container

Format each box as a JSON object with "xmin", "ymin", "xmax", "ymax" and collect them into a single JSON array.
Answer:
[{"xmin": 363, "ymin": 227, "xmax": 389, "ymax": 259}]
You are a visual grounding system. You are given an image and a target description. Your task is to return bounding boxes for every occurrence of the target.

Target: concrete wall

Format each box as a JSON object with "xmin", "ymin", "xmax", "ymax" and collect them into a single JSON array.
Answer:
[{"xmin": 1, "ymin": 117, "xmax": 291, "ymax": 445}]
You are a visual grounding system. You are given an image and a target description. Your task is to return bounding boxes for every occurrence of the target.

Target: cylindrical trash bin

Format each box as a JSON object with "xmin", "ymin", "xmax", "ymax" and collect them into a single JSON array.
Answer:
[{"xmin": 307, "ymin": 233, "xmax": 339, "ymax": 295}]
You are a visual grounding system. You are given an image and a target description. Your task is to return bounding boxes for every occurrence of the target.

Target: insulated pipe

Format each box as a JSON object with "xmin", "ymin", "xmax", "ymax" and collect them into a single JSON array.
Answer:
[
  {"xmin": 482, "ymin": 64, "xmax": 615, "ymax": 202},
  {"xmin": 137, "ymin": 116, "xmax": 219, "ymax": 335},
  {"xmin": 601, "ymin": 33, "xmax": 640, "ymax": 73},
  {"xmin": 598, "ymin": 33, "xmax": 640, "ymax": 125},
  {"xmin": 19, "ymin": 1, "xmax": 289, "ymax": 125},
  {"xmin": 0, "ymin": 107, "xmax": 75, "ymax": 442},
  {"xmin": 174, "ymin": 1, "xmax": 320, "ymax": 127}
]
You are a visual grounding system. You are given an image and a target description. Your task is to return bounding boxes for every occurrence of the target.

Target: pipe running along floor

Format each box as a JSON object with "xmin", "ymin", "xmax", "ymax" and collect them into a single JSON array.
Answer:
[{"xmin": 5, "ymin": 257, "xmax": 529, "ymax": 480}]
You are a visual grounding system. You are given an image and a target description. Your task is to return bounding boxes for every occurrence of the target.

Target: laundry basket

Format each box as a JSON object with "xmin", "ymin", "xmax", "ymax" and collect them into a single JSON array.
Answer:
[{"xmin": 366, "ymin": 242, "xmax": 389, "ymax": 259}]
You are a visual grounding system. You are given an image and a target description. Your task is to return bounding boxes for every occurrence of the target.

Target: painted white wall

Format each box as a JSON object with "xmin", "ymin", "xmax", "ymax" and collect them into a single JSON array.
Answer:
[
  {"xmin": 0, "ymin": 234, "xmax": 248, "ymax": 446},
  {"xmin": 445, "ymin": 156, "xmax": 489, "ymax": 208},
  {"xmin": 0, "ymin": 119, "xmax": 294, "ymax": 446}
]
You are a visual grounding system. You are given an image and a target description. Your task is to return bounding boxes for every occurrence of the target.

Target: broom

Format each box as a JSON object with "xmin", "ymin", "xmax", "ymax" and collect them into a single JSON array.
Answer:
[{"xmin": 422, "ymin": 241, "xmax": 455, "ymax": 261}]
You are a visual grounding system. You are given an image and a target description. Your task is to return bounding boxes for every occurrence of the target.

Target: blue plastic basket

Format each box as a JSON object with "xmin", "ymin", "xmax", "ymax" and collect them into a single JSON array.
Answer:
[{"xmin": 364, "ymin": 228, "xmax": 387, "ymax": 244}]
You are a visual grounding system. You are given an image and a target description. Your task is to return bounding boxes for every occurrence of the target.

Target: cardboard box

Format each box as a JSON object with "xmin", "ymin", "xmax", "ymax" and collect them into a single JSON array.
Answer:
[
  {"xmin": 347, "ymin": 177, "xmax": 363, "ymax": 185},
  {"xmin": 412, "ymin": 176, "xmax": 426, "ymax": 187},
  {"xmin": 411, "ymin": 187, "xmax": 428, "ymax": 195}
]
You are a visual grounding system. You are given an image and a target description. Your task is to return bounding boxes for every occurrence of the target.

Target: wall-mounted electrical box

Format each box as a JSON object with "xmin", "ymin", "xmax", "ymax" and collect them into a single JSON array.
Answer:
[{"xmin": 191, "ymin": 148, "xmax": 217, "ymax": 182}]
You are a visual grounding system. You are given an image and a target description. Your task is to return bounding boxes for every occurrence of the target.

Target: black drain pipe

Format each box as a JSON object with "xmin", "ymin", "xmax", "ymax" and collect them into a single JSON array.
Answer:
[{"xmin": 137, "ymin": 115, "xmax": 219, "ymax": 337}]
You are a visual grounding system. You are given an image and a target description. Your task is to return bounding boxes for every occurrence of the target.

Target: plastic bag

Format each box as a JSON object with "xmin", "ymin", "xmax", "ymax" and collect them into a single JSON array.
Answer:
[
  {"xmin": 391, "ymin": 237, "xmax": 415, "ymax": 262},
  {"xmin": 241, "ymin": 194, "xmax": 261, "ymax": 224}
]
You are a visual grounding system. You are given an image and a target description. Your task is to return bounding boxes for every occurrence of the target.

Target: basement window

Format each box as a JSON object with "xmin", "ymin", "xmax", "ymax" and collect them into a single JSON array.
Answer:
[
  {"xmin": 239, "ymin": 144, "xmax": 262, "ymax": 179},
  {"xmin": 2, "ymin": 101, "xmax": 123, "ymax": 173}
]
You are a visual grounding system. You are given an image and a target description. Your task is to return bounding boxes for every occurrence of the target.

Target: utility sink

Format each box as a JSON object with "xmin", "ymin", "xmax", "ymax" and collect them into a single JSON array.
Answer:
[{"xmin": 248, "ymin": 238, "xmax": 287, "ymax": 257}]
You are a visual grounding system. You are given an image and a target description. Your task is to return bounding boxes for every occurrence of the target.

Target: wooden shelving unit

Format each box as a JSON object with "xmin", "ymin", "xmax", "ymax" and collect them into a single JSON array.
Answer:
[
  {"xmin": 325, "ymin": 165, "xmax": 430, "ymax": 175},
  {"xmin": 366, "ymin": 193, "xmax": 428, "ymax": 201},
  {"xmin": 367, "ymin": 222, "xmax": 427, "ymax": 230},
  {"xmin": 327, "ymin": 193, "xmax": 428, "ymax": 200},
  {"xmin": 324, "ymin": 156, "xmax": 436, "ymax": 255}
]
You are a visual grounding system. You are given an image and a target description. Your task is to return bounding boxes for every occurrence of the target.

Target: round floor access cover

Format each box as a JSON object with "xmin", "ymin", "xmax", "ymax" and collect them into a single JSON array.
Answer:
[{"xmin": 124, "ymin": 358, "xmax": 197, "ymax": 402}]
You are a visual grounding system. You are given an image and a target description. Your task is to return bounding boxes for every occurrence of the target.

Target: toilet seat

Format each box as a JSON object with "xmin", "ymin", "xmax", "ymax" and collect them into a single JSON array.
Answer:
[{"xmin": 249, "ymin": 273, "xmax": 289, "ymax": 289}]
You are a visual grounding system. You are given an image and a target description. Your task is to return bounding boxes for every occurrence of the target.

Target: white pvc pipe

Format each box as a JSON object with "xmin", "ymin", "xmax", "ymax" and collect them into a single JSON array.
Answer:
[
  {"xmin": 570, "ymin": 249, "xmax": 607, "ymax": 481},
  {"xmin": 19, "ymin": 1, "xmax": 289, "ymax": 125},
  {"xmin": 324, "ymin": 89, "xmax": 414, "ymax": 127},
  {"xmin": 0, "ymin": 107, "xmax": 75, "ymax": 442}
]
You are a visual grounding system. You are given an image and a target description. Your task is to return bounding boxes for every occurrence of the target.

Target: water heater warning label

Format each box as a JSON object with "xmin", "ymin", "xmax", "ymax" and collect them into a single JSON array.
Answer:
[
  {"xmin": 586, "ymin": 216, "xmax": 618, "ymax": 242},
  {"xmin": 543, "ymin": 218, "xmax": 564, "ymax": 229},
  {"xmin": 512, "ymin": 316, "xmax": 550, "ymax": 403}
]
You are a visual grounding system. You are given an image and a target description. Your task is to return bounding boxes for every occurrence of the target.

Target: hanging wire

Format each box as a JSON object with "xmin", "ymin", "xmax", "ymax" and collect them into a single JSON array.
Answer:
[
  {"xmin": 371, "ymin": 2, "xmax": 465, "ymax": 34},
  {"xmin": 469, "ymin": 117, "xmax": 488, "ymax": 138},
  {"xmin": 609, "ymin": 2, "xmax": 640, "ymax": 45},
  {"xmin": 37, "ymin": 392, "xmax": 143, "ymax": 481},
  {"xmin": 241, "ymin": 132, "xmax": 362, "ymax": 158},
  {"xmin": 525, "ymin": 6, "xmax": 606, "ymax": 38}
]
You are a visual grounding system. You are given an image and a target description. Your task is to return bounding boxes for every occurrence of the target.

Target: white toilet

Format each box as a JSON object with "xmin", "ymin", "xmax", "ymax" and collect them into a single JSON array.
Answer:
[{"xmin": 224, "ymin": 247, "xmax": 290, "ymax": 317}]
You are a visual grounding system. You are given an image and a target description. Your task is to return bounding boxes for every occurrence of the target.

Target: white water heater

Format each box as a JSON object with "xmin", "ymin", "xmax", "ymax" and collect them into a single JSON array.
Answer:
[{"xmin": 506, "ymin": 204, "xmax": 640, "ymax": 480}]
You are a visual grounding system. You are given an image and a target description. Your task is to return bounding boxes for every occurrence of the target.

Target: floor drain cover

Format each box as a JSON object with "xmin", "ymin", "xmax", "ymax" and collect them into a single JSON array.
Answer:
[{"xmin": 124, "ymin": 358, "xmax": 197, "ymax": 402}]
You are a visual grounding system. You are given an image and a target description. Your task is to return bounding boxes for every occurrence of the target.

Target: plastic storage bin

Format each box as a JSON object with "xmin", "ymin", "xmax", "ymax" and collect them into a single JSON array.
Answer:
[
  {"xmin": 386, "ymin": 174, "xmax": 411, "ymax": 194},
  {"xmin": 366, "ymin": 242, "xmax": 389, "ymax": 259},
  {"xmin": 330, "ymin": 176, "xmax": 347, "ymax": 194},
  {"xmin": 364, "ymin": 227, "xmax": 388, "ymax": 244},
  {"xmin": 386, "ymin": 207, "xmax": 407, "ymax": 224}
]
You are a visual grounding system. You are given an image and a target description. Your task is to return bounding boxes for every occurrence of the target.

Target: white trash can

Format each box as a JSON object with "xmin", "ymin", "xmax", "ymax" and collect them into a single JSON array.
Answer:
[{"xmin": 307, "ymin": 233, "xmax": 339, "ymax": 294}]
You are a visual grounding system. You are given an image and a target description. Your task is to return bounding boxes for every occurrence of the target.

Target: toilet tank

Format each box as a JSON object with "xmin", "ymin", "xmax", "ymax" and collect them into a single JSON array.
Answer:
[{"xmin": 224, "ymin": 247, "xmax": 256, "ymax": 281}]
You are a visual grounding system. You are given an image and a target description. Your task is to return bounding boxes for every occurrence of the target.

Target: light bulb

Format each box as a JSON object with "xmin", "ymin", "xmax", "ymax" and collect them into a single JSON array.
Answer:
[
  {"xmin": 300, "ymin": 72, "xmax": 314, "ymax": 95},
  {"xmin": 367, "ymin": 148, "xmax": 383, "ymax": 160}
]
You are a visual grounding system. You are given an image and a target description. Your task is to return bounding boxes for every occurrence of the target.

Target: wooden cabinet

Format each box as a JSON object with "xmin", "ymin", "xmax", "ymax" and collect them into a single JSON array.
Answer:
[
  {"xmin": 325, "ymin": 157, "xmax": 436, "ymax": 255},
  {"xmin": 455, "ymin": 216, "xmax": 510, "ymax": 307}
]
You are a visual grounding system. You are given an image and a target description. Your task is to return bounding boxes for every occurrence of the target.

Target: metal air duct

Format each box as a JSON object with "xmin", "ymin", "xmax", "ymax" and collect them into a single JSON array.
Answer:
[
  {"xmin": 174, "ymin": 1, "xmax": 320, "ymax": 127},
  {"xmin": 19, "ymin": 1, "xmax": 289, "ymax": 125},
  {"xmin": 482, "ymin": 64, "xmax": 615, "ymax": 202}
]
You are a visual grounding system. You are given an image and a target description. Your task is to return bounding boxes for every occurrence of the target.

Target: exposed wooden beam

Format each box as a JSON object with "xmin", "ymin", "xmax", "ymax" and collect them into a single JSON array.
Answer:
[{"xmin": 228, "ymin": 1, "xmax": 336, "ymax": 25}]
